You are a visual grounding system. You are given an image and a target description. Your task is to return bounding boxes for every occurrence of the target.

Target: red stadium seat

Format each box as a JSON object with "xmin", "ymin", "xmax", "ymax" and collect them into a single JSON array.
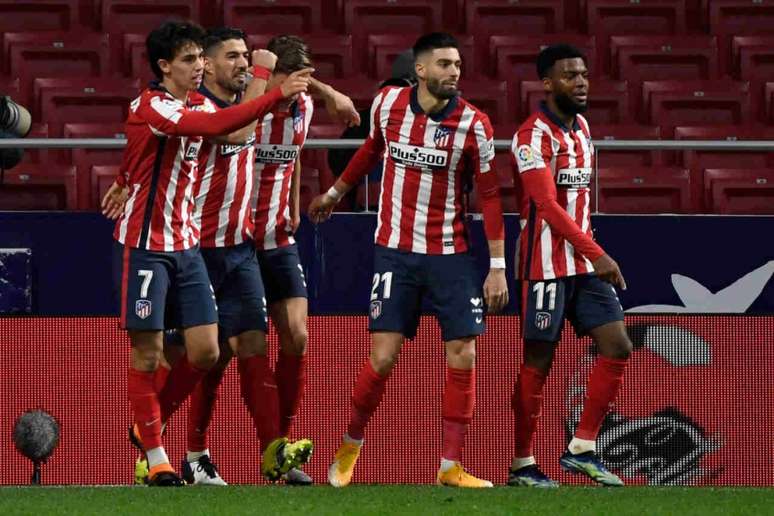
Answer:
[
  {"xmin": 224, "ymin": 0, "xmax": 326, "ymax": 34},
  {"xmin": 642, "ymin": 80, "xmax": 751, "ymax": 130},
  {"xmin": 520, "ymin": 79, "xmax": 631, "ymax": 123},
  {"xmin": 100, "ymin": 0, "xmax": 198, "ymax": 34},
  {"xmin": 458, "ymin": 79, "xmax": 512, "ymax": 125},
  {"xmin": 766, "ymin": 82, "xmax": 774, "ymax": 124},
  {"xmin": 704, "ymin": 168, "xmax": 774, "ymax": 214},
  {"xmin": 309, "ymin": 75, "xmax": 377, "ymax": 126},
  {"xmin": 596, "ymin": 167, "xmax": 691, "ymax": 214},
  {"xmin": 0, "ymin": 77, "xmax": 23, "ymax": 107},
  {"xmin": 33, "ymin": 78, "xmax": 141, "ymax": 136},
  {"xmin": 121, "ymin": 33, "xmax": 155, "ymax": 84},
  {"xmin": 586, "ymin": 0, "xmax": 686, "ymax": 34},
  {"xmin": 367, "ymin": 34, "xmax": 475, "ymax": 79},
  {"xmin": 674, "ymin": 125, "xmax": 774, "ymax": 211},
  {"xmin": 301, "ymin": 123, "xmax": 341, "ymax": 188},
  {"xmin": 19, "ymin": 122, "xmax": 49, "ymax": 166},
  {"xmin": 708, "ymin": 0, "xmax": 774, "ymax": 36},
  {"xmin": 247, "ymin": 34, "xmax": 353, "ymax": 79},
  {"xmin": 593, "ymin": 124, "xmax": 662, "ymax": 168},
  {"xmin": 62, "ymin": 123, "xmax": 126, "ymax": 209},
  {"xmin": 4, "ymin": 32, "xmax": 110, "ymax": 100},
  {"xmin": 489, "ymin": 35, "xmax": 597, "ymax": 80},
  {"xmin": 467, "ymin": 1, "xmax": 565, "ymax": 74},
  {"xmin": 344, "ymin": 0, "xmax": 444, "ymax": 69},
  {"xmin": 0, "ymin": 1, "xmax": 78, "ymax": 33},
  {"xmin": 90, "ymin": 165, "xmax": 121, "ymax": 210},
  {"xmin": 611, "ymin": 36, "xmax": 719, "ymax": 82},
  {"xmin": 0, "ymin": 164, "xmax": 76, "ymax": 210},
  {"xmin": 731, "ymin": 36, "xmax": 774, "ymax": 80}
]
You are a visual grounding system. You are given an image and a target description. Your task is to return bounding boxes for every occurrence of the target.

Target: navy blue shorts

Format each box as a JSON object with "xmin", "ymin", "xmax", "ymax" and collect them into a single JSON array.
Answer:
[
  {"xmin": 201, "ymin": 240, "xmax": 267, "ymax": 340},
  {"xmin": 368, "ymin": 245, "xmax": 485, "ymax": 342},
  {"xmin": 114, "ymin": 242, "xmax": 217, "ymax": 331},
  {"xmin": 257, "ymin": 244, "xmax": 308, "ymax": 304},
  {"xmin": 520, "ymin": 273, "xmax": 624, "ymax": 343}
]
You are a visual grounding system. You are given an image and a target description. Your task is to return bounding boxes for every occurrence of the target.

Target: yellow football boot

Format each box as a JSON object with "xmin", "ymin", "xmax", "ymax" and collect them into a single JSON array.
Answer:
[
  {"xmin": 327, "ymin": 440, "xmax": 362, "ymax": 487},
  {"xmin": 436, "ymin": 462, "xmax": 494, "ymax": 488}
]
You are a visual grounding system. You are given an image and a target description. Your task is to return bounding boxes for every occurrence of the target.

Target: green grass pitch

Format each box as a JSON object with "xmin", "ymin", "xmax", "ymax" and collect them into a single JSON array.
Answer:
[{"xmin": 1, "ymin": 486, "xmax": 772, "ymax": 515}]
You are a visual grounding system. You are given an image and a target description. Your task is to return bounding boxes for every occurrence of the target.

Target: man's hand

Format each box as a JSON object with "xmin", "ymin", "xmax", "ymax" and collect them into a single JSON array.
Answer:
[
  {"xmin": 324, "ymin": 89, "xmax": 361, "ymax": 128},
  {"xmin": 252, "ymin": 49, "xmax": 277, "ymax": 71},
  {"xmin": 592, "ymin": 253, "xmax": 627, "ymax": 290},
  {"xmin": 280, "ymin": 68, "xmax": 314, "ymax": 98},
  {"xmin": 101, "ymin": 181, "xmax": 128, "ymax": 220},
  {"xmin": 483, "ymin": 268, "xmax": 509, "ymax": 313},
  {"xmin": 308, "ymin": 192, "xmax": 337, "ymax": 224}
]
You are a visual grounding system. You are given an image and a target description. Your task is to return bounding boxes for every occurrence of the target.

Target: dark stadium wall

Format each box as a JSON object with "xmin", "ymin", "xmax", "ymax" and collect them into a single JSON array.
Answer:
[
  {"xmin": 0, "ymin": 315, "xmax": 771, "ymax": 486},
  {"xmin": 0, "ymin": 213, "xmax": 772, "ymax": 315}
]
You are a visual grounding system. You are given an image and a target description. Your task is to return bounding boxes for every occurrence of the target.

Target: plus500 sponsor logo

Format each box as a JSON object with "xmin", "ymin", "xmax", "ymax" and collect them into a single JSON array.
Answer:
[
  {"xmin": 388, "ymin": 142, "xmax": 448, "ymax": 169},
  {"xmin": 556, "ymin": 168, "xmax": 592, "ymax": 187},
  {"xmin": 255, "ymin": 144, "xmax": 299, "ymax": 164},
  {"xmin": 220, "ymin": 134, "xmax": 256, "ymax": 157}
]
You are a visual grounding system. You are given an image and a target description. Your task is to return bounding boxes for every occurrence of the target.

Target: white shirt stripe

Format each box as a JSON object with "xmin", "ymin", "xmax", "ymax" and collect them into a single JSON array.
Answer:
[
  {"xmin": 412, "ymin": 120, "xmax": 439, "ymax": 253},
  {"xmin": 441, "ymin": 106, "xmax": 475, "ymax": 254}
]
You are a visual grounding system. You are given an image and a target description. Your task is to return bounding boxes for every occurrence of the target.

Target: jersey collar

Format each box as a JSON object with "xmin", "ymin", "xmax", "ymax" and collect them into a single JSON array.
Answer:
[
  {"xmin": 410, "ymin": 85, "xmax": 458, "ymax": 122},
  {"xmin": 539, "ymin": 100, "xmax": 580, "ymax": 133}
]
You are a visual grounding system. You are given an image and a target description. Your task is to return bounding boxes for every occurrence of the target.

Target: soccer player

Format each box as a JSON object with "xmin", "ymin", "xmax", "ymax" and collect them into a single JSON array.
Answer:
[
  {"xmin": 308, "ymin": 32, "xmax": 508, "ymax": 488},
  {"xmin": 506, "ymin": 44, "xmax": 632, "ymax": 488},
  {"xmin": 110, "ymin": 21, "xmax": 311, "ymax": 486}
]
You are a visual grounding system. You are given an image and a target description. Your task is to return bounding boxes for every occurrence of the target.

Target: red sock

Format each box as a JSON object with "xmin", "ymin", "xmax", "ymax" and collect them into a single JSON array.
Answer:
[
  {"xmin": 186, "ymin": 365, "xmax": 227, "ymax": 452},
  {"xmin": 576, "ymin": 356, "xmax": 628, "ymax": 440},
  {"xmin": 159, "ymin": 356, "xmax": 208, "ymax": 422},
  {"xmin": 441, "ymin": 367, "xmax": 475, "ymax": 462},
  {"xmin": 153, "ymin": 365, "xmax": 170, "ymax": 394},
  {"xmin": 512, "ymin": 364, "xmax": 548, "ymax": 458},
  {"xmin": 346, "ymin": 361, "xmax": 389, "ymax": 440},
  {"xmin": 128, "ymin": 367, "xmax": 163, "ymax": 450},
  {"xmin": 238, "ymin": 354, "xmax": 279, "ymax": 451},
  {"xmin": 275, "ymin": 352, "xmax": 307, "ymax": 436}
]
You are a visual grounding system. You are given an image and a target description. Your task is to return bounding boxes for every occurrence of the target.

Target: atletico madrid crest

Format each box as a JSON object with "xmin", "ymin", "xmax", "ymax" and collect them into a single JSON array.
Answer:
[
  {"xmin": 135, "ymin": 300, "xmax": 152, "ymax": 320},
  {"xmin": 535, "ymin": 311, "xmax": 551, "ymax": 330},
  {"xmin": 370, "ymin": 300, "xmax": 382, "ymax": 320},
  {"xmin": 434, "ymin": 126, "xmax": 451, "ymax": 148}
]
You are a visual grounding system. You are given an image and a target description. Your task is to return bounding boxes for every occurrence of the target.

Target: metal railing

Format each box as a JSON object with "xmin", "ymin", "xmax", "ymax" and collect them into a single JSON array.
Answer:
[{"xmin": 1, "ymin": 138, "xmax": 772, "ymax": 213}]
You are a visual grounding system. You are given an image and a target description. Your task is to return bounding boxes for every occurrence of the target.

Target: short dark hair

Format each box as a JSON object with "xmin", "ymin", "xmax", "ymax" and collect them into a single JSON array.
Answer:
[
  {"xmin": 146, "ymin": 21, "xmax": 206, "ymax": 79},
  {"xmin": 412, "ymin": 32, "xmax": 458, "ymax": 60},
  {"xmin": 203, "ymin": 27, "xmax": 247, "ymax": 56},
  {"xmin": 267, "ymin": 35, "xmax": 312, "ymax": 75},
  {"xmin": 536, "ymin": 44, "xmax": 587, "ymax": 80}
]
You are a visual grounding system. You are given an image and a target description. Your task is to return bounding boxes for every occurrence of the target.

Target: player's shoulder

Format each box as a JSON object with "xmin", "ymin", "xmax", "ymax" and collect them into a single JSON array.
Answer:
[
  {"xmin": 517, "ymin": 111, "xmax": 550, "ymax": 134},
  {"xmin": 456, "ymin": 96, "xmax": 491, "ymax": 124},
  {"xmin": 375, "ymin": 85, "xmax": 410, "ymax": 104},
  {"xmin": 575, "ymin": 113, "xmax": 591, "ymax": 135},
  {"xmin": 188, "ymin": 91, "xmax": 218, "ymax": 113}
]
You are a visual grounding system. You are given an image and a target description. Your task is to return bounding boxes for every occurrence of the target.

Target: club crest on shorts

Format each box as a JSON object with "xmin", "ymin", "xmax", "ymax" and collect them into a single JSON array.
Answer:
[
  {"xmin": 135, "ymin": 300, "xmax": 152, "ymax": 320},
  {"xmin": 535, "ymin": 311, "xmax": 551, "ymax": 330},
  {"xmin": 370, "ymin": 300, "xmax": 382, "ymax": 319}
]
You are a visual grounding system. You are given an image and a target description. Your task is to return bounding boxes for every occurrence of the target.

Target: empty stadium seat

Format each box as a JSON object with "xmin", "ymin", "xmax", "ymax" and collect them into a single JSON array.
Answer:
[
  {"xmin": 0, "ymin": 0, "xmax": 78, "ymax": 33},
  {"xmin": 586, "ymin": 0, "xmax": 687, "ymax": 34},
  {"xmin": 611, "ymin": 35, "xmax": 719, "ymax": 82},
  {"xmin": 674, "ymin": 125, "xmax": 774, "ymax": 211},
  {"xmin": 90, "ymin": 165, "xmax": 121, "ymax": 210},
  {"xmin": 309, "ymin": 75, "xmax": 376, "ymax": 126},
  {"xmin": 0, "ymin": 164, "xmax": 76, "ymax": 210},
  {"xmin": 120, "ymin": 33, "xmax": 155, "ymax": 84},
  {"xmin": 731, "ymin": 36, "xmax": 774, "ymax": 80},
  {"xmin": 224, "ymin": 0, "xmax": 326, "ymax": 35},
  {"xmin": 344, "ymin": 0, "xmax": 444, "ymax": 69},
  {"xmin": 642, "ymin": 80, "xmax": 751, "ymax": 130},
  {"xmin": 100, "ymin": 0, "xmax": 198, "ymax": 34},
  {"xmin": 367, "ymin": 34, "xmax": 475, "ymax": 79},
  {"xmin": 766, "ymin": 82, "xmax": 774, "ymax": 124},
  {"xmin": 33, "ymin": 78, "xmax": 141, "ymax": 136},
  {"xmin": 596, "ymin": 167, "xmax": 691, "ymax": 214},
  {"xmin": 459, "ymin": 79, "xmax": 511, "ymax": 124},
  {"xmin": 704, "ymin": 168, "xmax": 774, "ymax": 214},
  {"xmin": 0, "ymin": 77, "xmax": 23, "ymax": 107},
  {"xmin": 593, "ymin": 124, "xmax": 662, "ymax": 167},
  {"xmin": 708, "ymin": 0, "xmax": 774, "ymax": 36},
  {"xmin": 4, "ymin": 32, "xmax": 110, "ymax": 98},
  {"xmin": 489, "ymin": 35, "xmax": 597, "ymax": 80},
  {"xmin": 247, "ymin": 34, "xmax": 353, "ymax": 79},
  {"xmin": 520, "ymin": 79, "xmax": 631, "ymax": 123},
  {"xmin": 466, "ymin": 1, "xmax": 565, "ymax": 38},
  {"xmin": 62, "ymin": 123, "xmax": 126, "ymax": 209},
  {"xmin": 19, "ymin": 122, "xmax": 49, "ymax": 165}
]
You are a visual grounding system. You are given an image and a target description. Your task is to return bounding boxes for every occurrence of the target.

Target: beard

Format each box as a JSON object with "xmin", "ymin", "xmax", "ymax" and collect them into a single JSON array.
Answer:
[
  {"xmin": 426, "ymin": 77, "xmax": 458, "ymax": 100},
  {"xmin": 555, "ymin": 92, "xmax": 588, "ymax": 116}
]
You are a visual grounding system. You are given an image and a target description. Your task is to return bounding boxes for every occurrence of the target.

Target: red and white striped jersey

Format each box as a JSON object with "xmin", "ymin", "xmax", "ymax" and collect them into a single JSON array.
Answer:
[
  {"xmin": 252, "ymin": 92, "xmax": 313, "ymax": 250},
  {"xmin": 115, "ymin": 84, "xmax": 216, "ymax": 251},
  {"xmin": 367, "ymin": 86, "xmax": 496, "ymax": 254},
  {"xmin": 512, "ymin": 102, "xmax": 598, "ymax": 280},
  {"xmin": 191, "ymin": 85, "xmax": 256, "ymax": 248}
]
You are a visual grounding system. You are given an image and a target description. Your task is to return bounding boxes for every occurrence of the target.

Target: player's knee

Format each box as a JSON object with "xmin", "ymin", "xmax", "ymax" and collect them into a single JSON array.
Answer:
[
  {"xmin": 608, "ymin": 336, "xmax": 633, "ymax": 360},
  {"xmin": 188, "ymin": 345, "xmax": 220, "ymax": 370},
  {"xmin": 285, "ymin": 327, "xmax": 308, "ymax": 356},
  {"xmin": 449, "ymin": 346, "xmax": 476, "ymax": 369},
  {"xmin": 370, "ymin": 351, "xmax": 398, "ymax": 376}
]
